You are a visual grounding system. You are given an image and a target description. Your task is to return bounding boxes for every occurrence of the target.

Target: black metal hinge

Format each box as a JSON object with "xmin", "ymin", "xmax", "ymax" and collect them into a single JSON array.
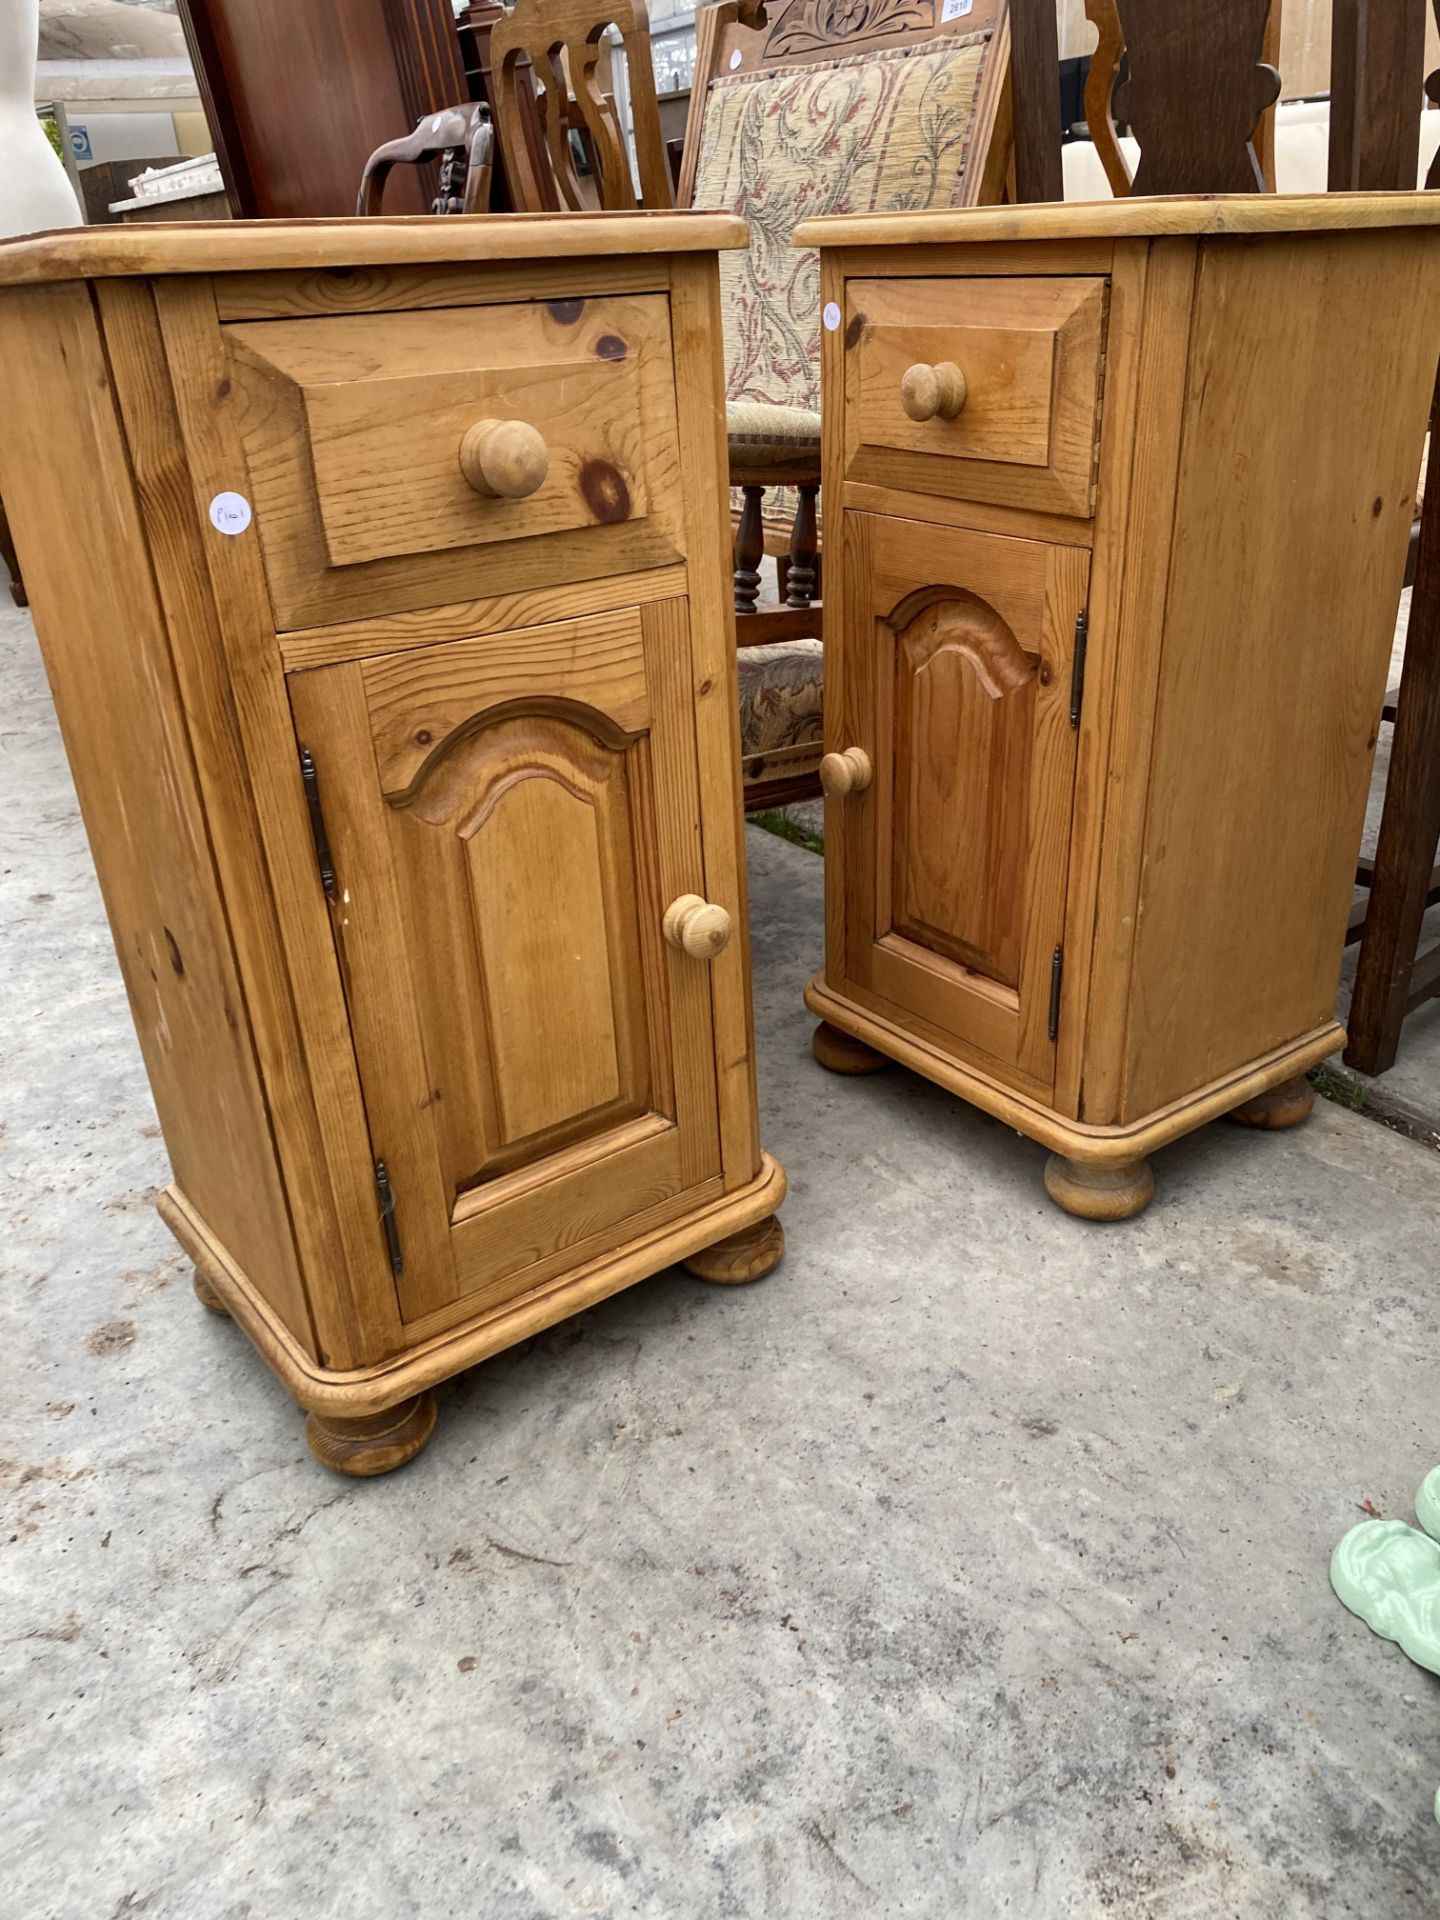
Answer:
[
  {"xmin": 299, "ymin": 745, "xmax": 339, "ymax": 902},
  {"xmin": 1048, "ymin": 945, "xmax": 1065, "ymax": 1044},
  {"xmin": 375, "ymin": 1159, "xmax": 404, "ymax": 1276},
  {"xmin": 1069, "ymin": 611, "xmax": 1089, "ymax": 729}
]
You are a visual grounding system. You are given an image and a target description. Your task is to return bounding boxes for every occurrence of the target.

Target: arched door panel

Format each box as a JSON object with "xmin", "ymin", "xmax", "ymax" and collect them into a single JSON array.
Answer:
[
  {"xmin": 832, "ymin": 514, "xmax": 1089, "ymax": 1090},
  {"xmin": 289, "ymin": 602, "xmax": 722, "ymax": 1326}
]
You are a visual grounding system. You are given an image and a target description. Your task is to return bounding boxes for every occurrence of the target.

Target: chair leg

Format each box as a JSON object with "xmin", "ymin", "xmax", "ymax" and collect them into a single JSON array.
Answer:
[
  {"xmin": 0, "ymin": 495, "xmax": 25, "ymax": 609},
  {"xmin": 735, "ymin": 484, "xmax": 765, "ymax": 615},
  {"xmin": 786, "ymin": 483, "xmax": 820, "ymax": 610},
  {"xmin": 1346, "ymin": 374, "xmax": 1440, "ymax": 1075}
]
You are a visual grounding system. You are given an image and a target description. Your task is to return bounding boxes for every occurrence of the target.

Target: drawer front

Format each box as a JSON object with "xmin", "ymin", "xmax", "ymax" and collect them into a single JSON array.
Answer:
[
  {"xmin": 225, "ymin": 295, "xmax": 685, "ymax": 628},
  {"xmin": 843, "ymin": 277, "xmax": 1108, "ymax": 518}
]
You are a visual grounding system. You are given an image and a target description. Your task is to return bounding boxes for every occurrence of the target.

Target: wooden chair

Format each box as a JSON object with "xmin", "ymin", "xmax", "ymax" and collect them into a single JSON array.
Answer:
[
  {"xmin": 489, "ymin": 0, "xmax": 674, "ymax": 212},
  {"xmin": 356, "ymin": 101, "xmax": 496, "ymax": 215},
  {"xmin": 670, "ymin": 0, "xmax": 1056, "ymax": 804}
]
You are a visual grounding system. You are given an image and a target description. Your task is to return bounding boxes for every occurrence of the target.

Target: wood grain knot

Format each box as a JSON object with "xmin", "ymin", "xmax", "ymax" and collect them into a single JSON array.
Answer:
[{"xmin": 579, "ymin": 459, "xmax": 631, "ymax": 524}]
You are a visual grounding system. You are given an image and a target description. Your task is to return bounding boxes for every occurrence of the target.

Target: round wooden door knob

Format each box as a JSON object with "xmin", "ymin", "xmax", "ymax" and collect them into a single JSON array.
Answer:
[
  {"xmin": 819, "ymin": 747, "xmax": 873, "ymax": 797},
  {"xmin": 663, "ymin": 894, "xmax": 732, "ymax": 959},
  {"xmin": 899, "ymin": 361, "xmax": 968, "ymax": 423},
  {"xmin": 459, "ymin": 418, "xmax": 550, "ymax": 499}
]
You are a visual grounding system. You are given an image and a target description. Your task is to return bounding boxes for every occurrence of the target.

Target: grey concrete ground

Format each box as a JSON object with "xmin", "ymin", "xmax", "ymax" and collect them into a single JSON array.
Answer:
[{"xmin": 5, "ymin": 596, "xmax": 1440, "ymax": 1918}]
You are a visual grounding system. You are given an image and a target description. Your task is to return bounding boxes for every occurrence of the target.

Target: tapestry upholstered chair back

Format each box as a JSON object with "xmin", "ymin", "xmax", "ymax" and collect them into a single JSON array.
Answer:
[
  {"xmin": 685, "ymin": 6, "xmax": 1008, "ymax": 428},
  {"xmin": 676, "ymin": 0, "xmax": 1017, "ymax": 805}
]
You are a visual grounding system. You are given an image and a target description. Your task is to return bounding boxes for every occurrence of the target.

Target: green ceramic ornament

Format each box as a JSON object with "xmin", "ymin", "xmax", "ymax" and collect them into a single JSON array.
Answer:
[
  {"xmin": 1331, "ymin": 1469, "xmax": 1440, "ymax": 1826},
  {"xmin": 1330, "ymin": 1519, "xmax": 1440, "ymax": 1676},
  {"xmin": 1414, "ymin": 1466, "xmax": 1440, "ymax": 1545}
]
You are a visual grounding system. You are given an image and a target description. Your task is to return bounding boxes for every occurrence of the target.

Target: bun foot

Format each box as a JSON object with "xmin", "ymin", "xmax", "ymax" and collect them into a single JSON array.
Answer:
[
  {"xmin": 812, "ymin": 1020, "xmax": 888, "ymax": 1075},
  {"xmin": 306, "ymin": 1392, "xmax": 438, "ymax": 1477},
  {"xmin": 1226, "ymin": 1073, "xmax": 1316, "ymax": 1130},
  {"xmin": 682, "ymin": 1213, "xmax": 785, "ymax": 1285},
  {"xmin": 1044, "ymin": 1153, "xmax": 1156, "ymax": 1222},
  {"xmin": 192, "ymin": 1266, "xmax": 230, "ymax": 1315}
]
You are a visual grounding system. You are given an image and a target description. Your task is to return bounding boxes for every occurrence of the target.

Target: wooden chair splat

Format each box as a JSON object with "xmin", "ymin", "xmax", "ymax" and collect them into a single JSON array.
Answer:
[
  {"xmin": 1109, "ymin": 0, "xmax": 1280, "ymax": 196},
  {"xmin": 1082, "ymin": 0, "xmax": 1283, "ymax": 197}
]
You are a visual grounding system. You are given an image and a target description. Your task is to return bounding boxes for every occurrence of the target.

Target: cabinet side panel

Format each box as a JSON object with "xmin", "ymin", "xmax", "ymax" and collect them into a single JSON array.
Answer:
[
  {"xmin": 1074, "ymin": 238, "xmax": 1197, "ymax": 1125},
  {"xmin": 1121, "ymin": 232, "xmax": 1440, "ymax": 1121},
  {"xmin": 0, "ymin": 281, "xmax": 308, "ymax": 1337}
]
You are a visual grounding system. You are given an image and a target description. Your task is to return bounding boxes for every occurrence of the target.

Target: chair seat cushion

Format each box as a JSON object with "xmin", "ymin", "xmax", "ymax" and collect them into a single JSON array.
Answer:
[
  {"xmin": 727, "ymin": 399, "xmax": 822, "ymax": 483},
  {"xmin": 738, "ymin": 637, "xmax": 824, "ymax": 791}
]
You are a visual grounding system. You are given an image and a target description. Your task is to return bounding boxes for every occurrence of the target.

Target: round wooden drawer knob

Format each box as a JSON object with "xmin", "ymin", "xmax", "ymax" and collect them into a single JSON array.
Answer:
[
  {"xmin": 459, "ymin": 418, "xmax": 550, "ymax": 499},
  {"xmin": 663, "ymin": 894, "xmax": 732, "ymax": 960},
  {"xmin": 819, "ymin": 747, "xmax": 873, "ymax": 797},
  {"xmin": 899, "ymin": 361, "xmax": 968, "ymax": 423}
]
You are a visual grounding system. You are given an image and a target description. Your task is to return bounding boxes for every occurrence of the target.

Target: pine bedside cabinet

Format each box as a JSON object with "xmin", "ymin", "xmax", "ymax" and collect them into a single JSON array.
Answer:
[
  {"xmin": 799, "ymin": 196, "xmax": 1440, "ymax": 1221},
  {"xmin": 0, "ymin": 215, "xmax": 786, "ymax": 1474}
]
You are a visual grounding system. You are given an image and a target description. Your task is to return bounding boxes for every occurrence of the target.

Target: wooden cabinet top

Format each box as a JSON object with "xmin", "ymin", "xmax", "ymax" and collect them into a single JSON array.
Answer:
[
  {"xmin": 794, "ymin": 191, "xmax": 1440, "ymax": 251},
  {"xmin": 0, "ymin": 211, "xmax": 750, "ymax": 288}
]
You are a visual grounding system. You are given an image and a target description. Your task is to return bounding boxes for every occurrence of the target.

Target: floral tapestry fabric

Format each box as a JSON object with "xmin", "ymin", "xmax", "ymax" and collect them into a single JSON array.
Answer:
[{"xmin": 692, "ymin": 32, "xmax": 992, "ymax": 415}]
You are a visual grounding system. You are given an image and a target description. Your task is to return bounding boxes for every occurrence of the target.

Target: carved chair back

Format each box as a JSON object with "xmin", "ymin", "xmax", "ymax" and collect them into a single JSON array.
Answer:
[
  {"xmin": 488, "ymin": 0, "xmax": 674, "ymax": 211},
  {"xmin": 1081, "ymin": 0, "xmax": 1283, "ymax": 196}
]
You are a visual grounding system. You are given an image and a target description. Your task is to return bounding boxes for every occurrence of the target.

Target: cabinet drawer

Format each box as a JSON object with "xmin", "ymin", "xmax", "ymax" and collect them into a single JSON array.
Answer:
[
  {"xmin": 843, "ymin": 277, "xmax": 1108, "ymax": 518},
  {"xmin": 225, "ymin": 295, "xmax": 685, "ymax": 628}
]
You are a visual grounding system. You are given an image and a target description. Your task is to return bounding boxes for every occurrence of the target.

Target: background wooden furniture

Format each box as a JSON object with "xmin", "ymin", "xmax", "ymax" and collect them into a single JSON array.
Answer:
[
  {"xmin": 0, "ymin": 216, "xmax": 785, "ymax": 1475},
  {"xmin": 176, "ymin": 0, "xmax": 469, "ymax": 216},
  {"xmin": 1329, "ymin": 0, "xmax": 1427, "ymax": 191},
  {"xmin": 1347, "ymin": 414, "xmax": 1440, "ymax": 1072},
  {"xmin": 801, "ymin": 196, "xmax": 1440, "ymax": 1219},
  {"xmin": 1335, "ymin": 0, "xmax": 1440, "ymax": 1073}
]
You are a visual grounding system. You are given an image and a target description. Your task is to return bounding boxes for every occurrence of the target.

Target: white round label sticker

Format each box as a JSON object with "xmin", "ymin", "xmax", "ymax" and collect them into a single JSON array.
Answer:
[
  {"xmin": 729, "ymin": 49, "xmax": 743, "ymax": 68},
  {"xmin": 208, "ymin": 491, "xmax": 253, "ymax": 537},
  {"xmin": 822, "ymin": 301, "xmax": 842, "ymax": 333}
]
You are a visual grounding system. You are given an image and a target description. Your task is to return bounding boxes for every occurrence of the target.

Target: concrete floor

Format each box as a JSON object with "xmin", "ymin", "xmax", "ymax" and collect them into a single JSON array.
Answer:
[{"xmin": 4, "ymin": 598, "xmax": 1440, "ymax": 1917}]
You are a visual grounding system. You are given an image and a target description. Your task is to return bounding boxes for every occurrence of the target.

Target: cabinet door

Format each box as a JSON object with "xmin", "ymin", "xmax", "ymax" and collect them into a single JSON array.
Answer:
[
  {"xmin": 288, "ymin": 600, "xmax": 723, "ymax": 1329},
  {"xmin": 833, "ymin": 514, "xmax": 1089, "ymax": 1090}
]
